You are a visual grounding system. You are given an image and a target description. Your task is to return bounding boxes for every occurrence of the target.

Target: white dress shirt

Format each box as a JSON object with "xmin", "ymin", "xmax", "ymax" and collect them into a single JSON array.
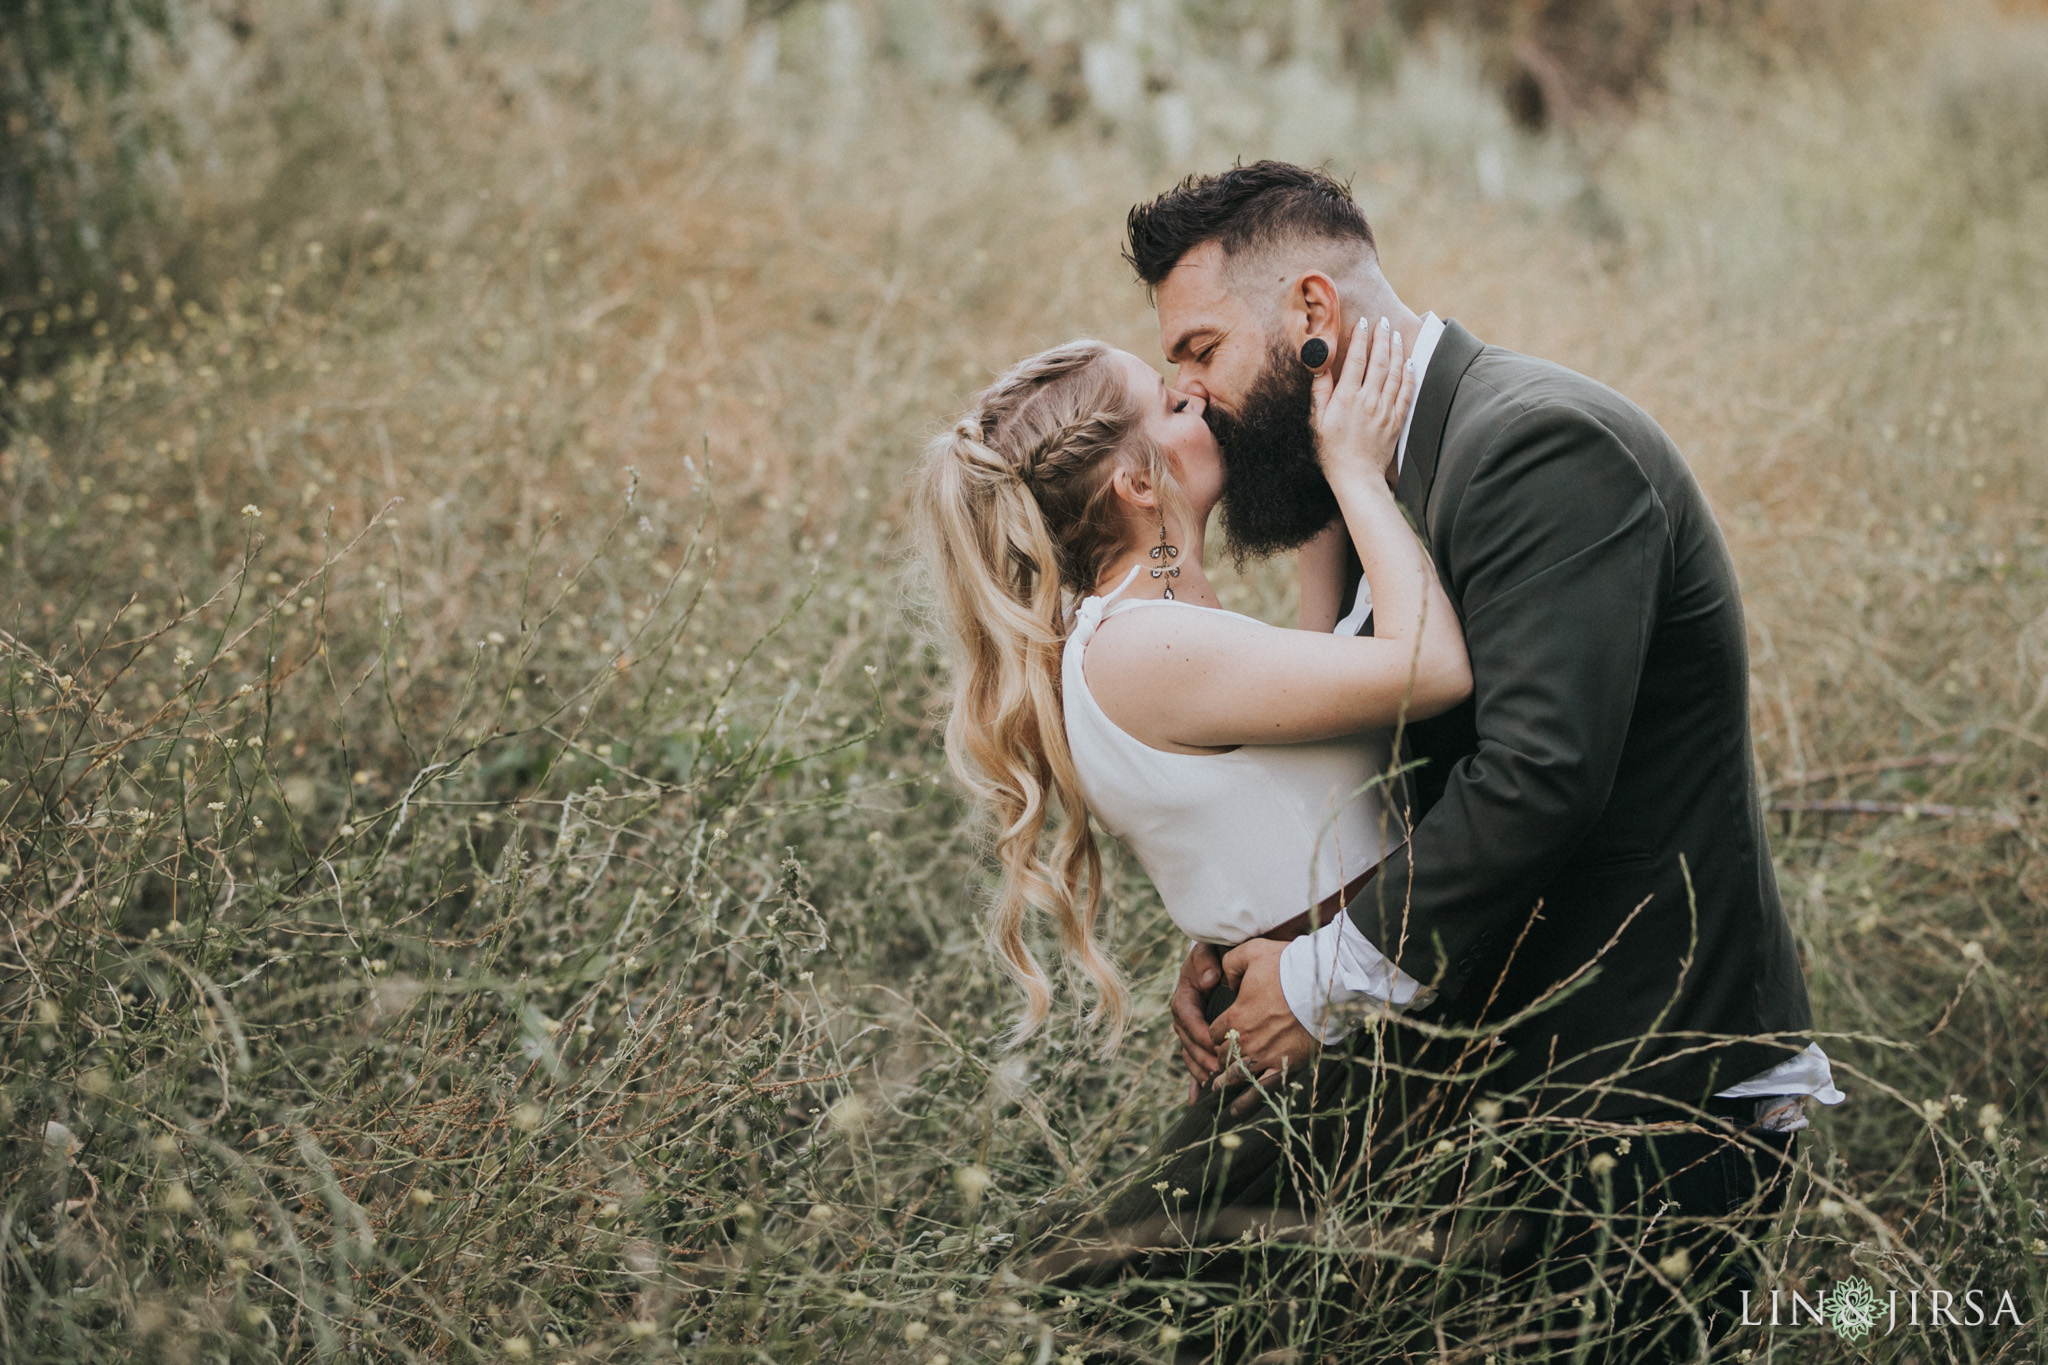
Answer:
[{"xmin": 1273, "ymin": 313, "xmax": 1844, "ymax": 1128}]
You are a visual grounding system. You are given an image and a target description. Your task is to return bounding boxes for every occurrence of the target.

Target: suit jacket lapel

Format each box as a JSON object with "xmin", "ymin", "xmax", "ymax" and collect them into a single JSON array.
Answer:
[{"xmin": 1397, "ymin": 319, "xmax": 1485, "ymax": 531}]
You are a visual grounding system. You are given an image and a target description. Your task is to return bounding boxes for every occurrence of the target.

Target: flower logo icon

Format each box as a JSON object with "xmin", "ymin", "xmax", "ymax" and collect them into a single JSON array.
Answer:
[{"xmin": 1828, "ymin": 1277, "xmax": 1882, "ymax": 1343}]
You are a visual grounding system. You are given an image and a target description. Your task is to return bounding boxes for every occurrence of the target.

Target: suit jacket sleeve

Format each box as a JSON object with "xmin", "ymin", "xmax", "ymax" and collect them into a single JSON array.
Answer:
[{"xmin": 1353, "ymin": 403, "xmax": 1673, "ymax": 1003}]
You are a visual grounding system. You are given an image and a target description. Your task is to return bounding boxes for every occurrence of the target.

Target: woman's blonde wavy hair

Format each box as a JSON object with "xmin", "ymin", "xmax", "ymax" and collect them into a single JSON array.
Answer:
[{"xmin": 917, "ymin": 340, "xmax": 1180, "ymax": 1052}]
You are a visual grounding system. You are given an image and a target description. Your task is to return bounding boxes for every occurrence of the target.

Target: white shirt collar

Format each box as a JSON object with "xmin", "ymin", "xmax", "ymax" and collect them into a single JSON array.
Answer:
[{"xmin": 1394, "ymin": 311, "xmax": 1446, "ymax": 477}]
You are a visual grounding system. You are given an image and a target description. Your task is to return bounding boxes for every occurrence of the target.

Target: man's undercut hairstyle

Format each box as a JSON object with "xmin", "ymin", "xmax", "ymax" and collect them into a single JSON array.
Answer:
[{"xmin": 1124, "ymin": 160, "xmax": 1376, "ymax": 294}]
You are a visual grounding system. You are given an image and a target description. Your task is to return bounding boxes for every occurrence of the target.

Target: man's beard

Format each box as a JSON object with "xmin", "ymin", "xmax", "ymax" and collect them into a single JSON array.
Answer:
[{"xmin": 1205, "ymin": 338, "xmax": 1339, "ymax": 563}]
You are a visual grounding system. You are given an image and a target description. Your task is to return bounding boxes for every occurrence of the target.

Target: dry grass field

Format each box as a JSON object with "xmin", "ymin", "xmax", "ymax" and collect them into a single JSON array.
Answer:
[{"xmin": 2, "ymin": 1, "xmax": 2046, "ymax": 1360}]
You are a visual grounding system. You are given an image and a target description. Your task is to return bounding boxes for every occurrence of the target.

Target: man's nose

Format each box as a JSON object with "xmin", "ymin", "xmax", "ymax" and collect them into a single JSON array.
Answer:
[{"xmin": 1179, "ymin": 377, "xmax": 1210, "ymax": 404}]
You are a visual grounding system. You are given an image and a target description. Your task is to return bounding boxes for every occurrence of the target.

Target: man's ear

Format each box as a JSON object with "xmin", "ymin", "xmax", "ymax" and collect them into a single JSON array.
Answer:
[{"xmin": 1294, "ymin": 271, "xmax": 1343, "ymax": 362}]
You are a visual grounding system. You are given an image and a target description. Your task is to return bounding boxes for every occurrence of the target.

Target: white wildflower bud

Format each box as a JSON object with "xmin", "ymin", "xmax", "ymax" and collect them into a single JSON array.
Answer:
[
  {"xmin": 1657, "ymin": 1248, "xmax": 1691, "ymax": 1280},
  {"xmin": 952, "ymin": 1163, "xmax": 993, "ymax": 1207},
  {"xmin": 1588, "ymin": 1153, "xmax": 1617, "ymax": 1177},
  {"xmin": 827, "ymin": 1094, "xmax": 868, "ymax": 1134}
]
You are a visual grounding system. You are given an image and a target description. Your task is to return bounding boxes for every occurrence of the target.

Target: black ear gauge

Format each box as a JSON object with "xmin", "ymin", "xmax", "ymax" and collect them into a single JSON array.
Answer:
[{"xmin": 1299, "ymin": 337, "xmax": 1330, "ymax": 370}]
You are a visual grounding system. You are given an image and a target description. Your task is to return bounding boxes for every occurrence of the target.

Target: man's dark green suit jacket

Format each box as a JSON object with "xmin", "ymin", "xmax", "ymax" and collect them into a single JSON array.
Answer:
[{"xmin": 1347, "ymin": 320, "xmax": 1815, "ymax": 1121}]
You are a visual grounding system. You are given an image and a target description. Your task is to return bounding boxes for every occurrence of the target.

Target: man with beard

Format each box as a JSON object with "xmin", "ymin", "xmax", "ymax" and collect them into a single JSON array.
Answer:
[{"xmin": 1104, "ymin": 162, "xmax": 1838, "ymax": 1361}]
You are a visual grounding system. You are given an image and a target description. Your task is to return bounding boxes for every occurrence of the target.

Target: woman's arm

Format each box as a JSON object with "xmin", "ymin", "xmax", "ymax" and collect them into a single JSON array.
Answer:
[
  {"xmin": 1084, "ymin": 605, "xmax": 1470, "ymax": 750},
  {"xmin": 1315, "ymin": 317, "xmax": 1468, "ymax": 718},
  {"xmin": 1084, "ymin": 319, "xmax": 1470, "ymax": 753},
  {"xmin": 1296, "ymin": 520, "xmax": 1349, "ymax": 633}
]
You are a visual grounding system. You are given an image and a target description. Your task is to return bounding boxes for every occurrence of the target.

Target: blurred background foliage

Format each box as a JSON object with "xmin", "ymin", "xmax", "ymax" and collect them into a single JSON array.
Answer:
[{"xmin": 2, "ymin": 0, "xmax": 2047, "ymax": 1361}]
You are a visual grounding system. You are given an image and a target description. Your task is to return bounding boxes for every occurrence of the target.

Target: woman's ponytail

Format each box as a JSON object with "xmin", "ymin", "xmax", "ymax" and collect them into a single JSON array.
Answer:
[{"xmin": 916, "ymin": 341, "xmax": 1172, "ymax": 1052}]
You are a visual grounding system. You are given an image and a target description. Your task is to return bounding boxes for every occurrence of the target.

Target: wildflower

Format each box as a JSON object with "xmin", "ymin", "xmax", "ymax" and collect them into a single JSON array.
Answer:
[
  {"xmin": 228, "ymin": 1228, "xmax": 257, "ymax": 1252},
  {"xmin": 501, "ymin": 1337, "xmax": 531, "ymax": 1360},
  {"xmin": 1152, "ymin": 1180, "xmax": 1170, "ymax": 1193},
  {"xmin": 1615, "ymin": 1136, "xmax": 1632, "ymax": 1155},
  {"xmin": 928, "ymin": 1355, "xmax": 951, "ymax": 1365},
  {"xmin": 1171, "ymin": 1187, "xmax": 1190, "ymax": 1199},
  {"xmin": 1219, "ymin": 1132, "xmax": 1243, "ymax": 1150},
  {"xmin": 626, "ymin": 1320, "xmax": 658, "ymax": 1339},
  {"xmin": 410, "ymin": 1187, "xmax": 435, "ymax": 1208},
  {"xmin": 827, "ymin": 1094, "xmax": 868, "ymax": 1133},
  {"xmin": 1588, "ymin": 1153, "xmax": 1617, "ymax": 1177},
  {"xmin": 842, "ymin": 1290, "xmax": 869, "ymax": 1308},
  {"xmin": 1961, "ymin": 941, "xmax": 1986, "ymax": 963},
  {"xmin": 1657, "ymin": 1248, "xmax": 1691, "ymax": 1280},
  {"xmin": 162, "ymin": 1182, "xmax": 196, "ymax": 1213},
  {"xmin": 487, "ymin": 631, "xmax": 506, "ymax": 645},
  {"xmin": 1492, "ymin": 1155, "xmax": 1507, "ymax": 1171},
  {"xmin": 241, "ymin": 504, "xmax": 261, "ymax": 518},
  {"xmin": 903, "ymin": 1322, "xmax": 929, "ymax": 1344},
  {"xmin": 511, "ymin": 1102, "xmax": 544, "ymax": 1131},
  {"xmin": 1159, "ymin": 1326, "xmax": 1184, "ymax": 1345},
  {"xmin": 1057, "ymin": 1296, "xmax": 1079, "ymax": 1313},
  {"xmin": 935, "ymin": 1290, "xmax": 957, "ymax": 1310},
  {"xmin": 207, "ymin": 801, "xmax": 226, "ymax": 812},
  {"xmin": 1474, "ymin": 1099, "xmax": 1503, "ymax": 1123},
  {"xmin": 174, "ymin": 647, "xmax": 195, "ymax": 669},
  {"xmin": 1920, "ymin": 1098, "xmax": 1948, "ymax": 1123},
  {"xmin": 1816, "ymin": 1198, "xmax": 1845, "ymax": 1219},
  {"xmin": 44, "ymin": 1120, "xmax": 82, "ymax": 1156},
  {"xmin": 1431, "ymin": 1139, "xmax": 1456, "ymax": 1157},
  {"xmin": 953, "ymin": 1163, "xmax": 992, "ymax": 1206},
  {"xmin": 1979, "ymin": 1103, "xmax": 2004, "ymax": 1136}
]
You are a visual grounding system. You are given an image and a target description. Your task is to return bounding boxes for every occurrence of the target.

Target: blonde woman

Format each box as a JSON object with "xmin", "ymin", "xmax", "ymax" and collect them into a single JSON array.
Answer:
[{"xmin": 918, "ymin": 321, "xmax": 1463, "ymax": 1288}]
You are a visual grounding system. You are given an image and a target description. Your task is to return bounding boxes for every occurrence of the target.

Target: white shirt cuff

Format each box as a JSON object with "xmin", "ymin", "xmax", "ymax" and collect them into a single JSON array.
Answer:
[{"xmin": 1277, "ymin": 912, "xmax": 1431, "ymax": 1045}]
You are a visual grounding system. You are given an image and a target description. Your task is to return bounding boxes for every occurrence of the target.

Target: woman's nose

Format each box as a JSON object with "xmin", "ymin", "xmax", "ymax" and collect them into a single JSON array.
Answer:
[{"xmin": 1176, "ymin": 386, "xmax": 1206, "ymax": 415}]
